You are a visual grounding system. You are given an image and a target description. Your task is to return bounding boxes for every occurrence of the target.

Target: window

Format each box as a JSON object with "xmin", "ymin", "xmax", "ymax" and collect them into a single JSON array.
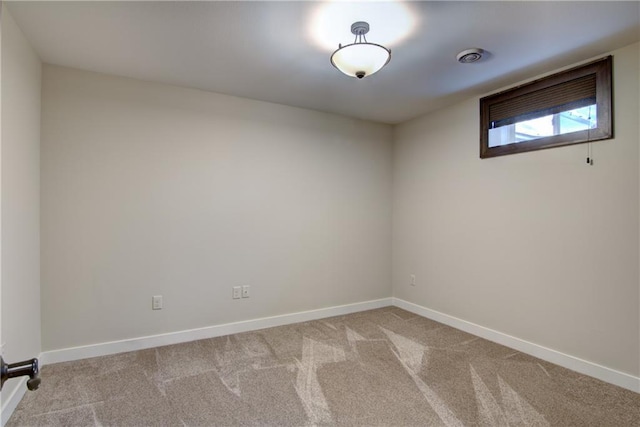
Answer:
[{"xmin": 480, "ymin": 56, "xmax": 612, "ymax": 158}]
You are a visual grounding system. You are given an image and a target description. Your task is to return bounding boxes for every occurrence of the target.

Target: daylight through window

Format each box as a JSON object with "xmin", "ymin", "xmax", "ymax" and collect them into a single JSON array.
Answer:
[{"xmin": 480, "ymin": 56, "xmax": 612, "ymax": 158}]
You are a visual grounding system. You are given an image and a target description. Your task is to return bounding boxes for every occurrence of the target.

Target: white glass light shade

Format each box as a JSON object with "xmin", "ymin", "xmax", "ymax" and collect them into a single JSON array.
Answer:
[{"xmin": 330, "ymin": 43, "xmax": 391, "ymax": 78}]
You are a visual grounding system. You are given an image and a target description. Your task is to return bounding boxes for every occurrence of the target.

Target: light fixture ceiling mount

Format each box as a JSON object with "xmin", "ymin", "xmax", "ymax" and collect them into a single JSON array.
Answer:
[
  {"xmin": 330, "ymin": 21, "xmax": 391, "ymax": 79},
  {"xmin": 350, "ymin": 21, "xmax": 370, "ymax": 37}
]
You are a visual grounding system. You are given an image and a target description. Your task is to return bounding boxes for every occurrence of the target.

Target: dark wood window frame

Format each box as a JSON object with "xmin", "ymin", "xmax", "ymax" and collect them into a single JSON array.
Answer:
[{"xmin": 480, "ymin": 56, "xmax": 613, "ymax": 159}]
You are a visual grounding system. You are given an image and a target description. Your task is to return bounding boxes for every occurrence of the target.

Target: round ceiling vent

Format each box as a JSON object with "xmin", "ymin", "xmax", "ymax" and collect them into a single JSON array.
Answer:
[{"xmin": 456, "ymin": 48, "xmax": 484, "ymax": 64}]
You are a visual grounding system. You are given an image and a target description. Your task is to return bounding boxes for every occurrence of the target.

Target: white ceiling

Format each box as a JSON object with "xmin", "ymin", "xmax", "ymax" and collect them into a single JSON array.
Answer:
[{"xmin": 6, "ymin": 1, "xmax": 640, "ymax": 124}]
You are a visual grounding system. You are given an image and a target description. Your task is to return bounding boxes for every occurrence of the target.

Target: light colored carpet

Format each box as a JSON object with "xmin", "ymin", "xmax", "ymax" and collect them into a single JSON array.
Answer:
[{"xmin": 8, "ymin": 307, "xmax": 640, "ymax": 426}]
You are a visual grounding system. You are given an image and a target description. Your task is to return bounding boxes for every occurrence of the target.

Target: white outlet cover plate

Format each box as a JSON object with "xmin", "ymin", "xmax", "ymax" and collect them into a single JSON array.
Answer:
[{"xmin": 152, "ymin": 295, "xmax": 163, "ymax": 310}]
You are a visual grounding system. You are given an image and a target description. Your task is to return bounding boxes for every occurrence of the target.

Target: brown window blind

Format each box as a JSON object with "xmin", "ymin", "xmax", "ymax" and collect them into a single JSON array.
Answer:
[
  {"xmin": 479, "ymin": 55, "xmax": 612, "ymax": 159},
  {"xmin": 489, "ymin": 74, "xmax": 596, "ymax": 127}
]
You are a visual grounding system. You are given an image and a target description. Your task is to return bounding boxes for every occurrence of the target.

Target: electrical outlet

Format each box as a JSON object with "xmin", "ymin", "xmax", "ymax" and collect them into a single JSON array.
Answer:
[
  {"xmin": 410, "ymin": 274, "xmax": 416, "ymax": 286},
  {"xmin": 242, "ymin": 285, "xmax": 250, "ymax": 298},
  {"xmin": 152, "ymin": 295, "xmax": 163, "ymax": 310},
  {"xmin": 232, "ymin": 286, "xmax": 241, "ymax": 299}
]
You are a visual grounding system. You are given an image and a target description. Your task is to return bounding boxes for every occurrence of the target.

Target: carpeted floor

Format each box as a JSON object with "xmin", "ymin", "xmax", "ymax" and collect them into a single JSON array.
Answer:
[{"xmin": 7, "ymin": 307, "xmax": 640, "ymax": 426}]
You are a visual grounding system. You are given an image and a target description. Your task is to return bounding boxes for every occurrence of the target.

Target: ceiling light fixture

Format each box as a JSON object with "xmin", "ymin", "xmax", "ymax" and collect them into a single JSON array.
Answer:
[{"xmin": 330, "ymin": 21, "xmax": 391, "ymax": 79}]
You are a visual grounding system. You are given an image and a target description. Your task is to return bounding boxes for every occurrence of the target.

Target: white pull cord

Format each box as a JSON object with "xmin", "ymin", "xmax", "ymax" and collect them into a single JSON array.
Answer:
[{"xmin": 586, "ymin": 105, "xmax": 594, "ymax": 166}]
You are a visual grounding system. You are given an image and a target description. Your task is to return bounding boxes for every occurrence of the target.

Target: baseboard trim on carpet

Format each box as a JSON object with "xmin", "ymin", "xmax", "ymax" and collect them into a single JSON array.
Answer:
[
  {"xmin": 40, "ymin": 297, "xmax": 393, "ymax": 366},
  {"xmin": 1, "ymin": 375, "xmax": 28, "ymax": 427},
  {"xmin": 393, "ymin": 297, "xmax": 640, "ymax": 393},
  {"xmin": 37, "ymin": 296, "xmax": 639, "ymax": 395}
]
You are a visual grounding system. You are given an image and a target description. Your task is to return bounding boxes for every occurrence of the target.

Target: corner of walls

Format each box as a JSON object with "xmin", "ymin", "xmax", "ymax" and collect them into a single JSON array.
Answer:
[
  {"xmin": 0, "ymin": 6, "xmax": 42, "ymax": 425},
  {"xmin": 637, "ymin": 41, "xmax": 640, "ymax": 384},
  {"xmin": 392, "ymin": 42, "xmax": 640, "ymax": 381}
]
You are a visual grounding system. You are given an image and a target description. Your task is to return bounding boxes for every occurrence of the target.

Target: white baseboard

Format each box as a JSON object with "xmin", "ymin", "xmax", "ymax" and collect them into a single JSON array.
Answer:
[
  {"xmin": 41, "ymin": 298, "xmax": 393, "ymax": 365},
  {"xmin": 36, "ymin": 295, "xmax": 640, "ymax": 393},
  {"xmin": 4, "ymin": 295, "xmax": 636, "ymax": 427},
  {"xmin": 392, "ymin": 297, "xmax": 640, "ymax": 393},
  {"xmin": 1, "ymin": 377, "xmax": 27, "ymax": 427}
]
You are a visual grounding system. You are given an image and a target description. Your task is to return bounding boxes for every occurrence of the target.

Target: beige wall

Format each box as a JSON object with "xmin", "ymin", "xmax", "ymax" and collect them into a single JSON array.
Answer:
[
  {"xmin": 41, "ymin": 65, "xmax": 393, "ymax": 351},
  {"xmin": 392, "ymin": 43, "xmax": 640, "ymax": 376},
  {"xmin": 0, "ymin": 8, "xmax": 41, "ymax": 406},
  {"xmin": 11, "ymin": 19, "xmax": 639, "ymax": 385}
]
